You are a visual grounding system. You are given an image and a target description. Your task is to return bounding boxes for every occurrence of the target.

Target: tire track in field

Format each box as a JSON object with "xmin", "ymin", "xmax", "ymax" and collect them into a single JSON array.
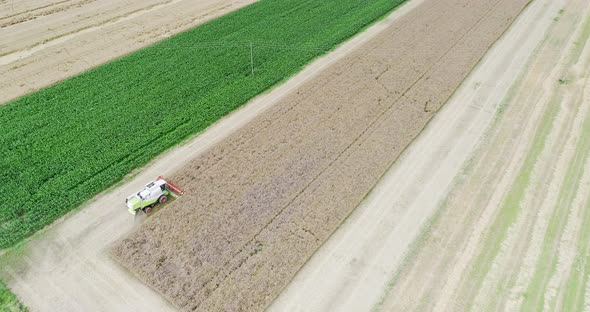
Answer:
[
  {"xmin": 0, "ymin": 0, "xmax": 74, "ymax": 21},
  {"xmin": 0, "ymin": 0, "xmax": 96, "ymax": 28},
  {"xmin": 377, "ymin": 0, "xmax": 590, "ymax": 310},
  {"xmin": 378, "ymin": 61, "xmax": 541, "ymax": 311},
  {"xmin": 0, "ymin": 0, "xmax": 408, "ymax": 308},
  {"xmin": 446, "ymin": 1, "xmax": 590, "ymax": 309},
  {"xmin": 266, "ymin": 0, "xmax": 540, "ymax": 308},
  {"xmin": 561, "ymin": 148, "xmax": 590, "ymax": 310},
  {"xmin": 540, "ymin": 43, "xmax": 590, "ymax": 311},
  {"xmin": 430, "ymin": 20, "xmax": 565, "ymax": 310},
  {"xmin": 0, "ymin": 0, "xmax": 256, "ymax": 104},
  {"xmin": 496, "ymin": 4, "xmax": 590, "ymax": 309},
  {"xmin": 0, "ymin": 0, "xmax": 176, "ymax": 59},
  {"xmin": 113, "ymin": 0, "xmax": 532, "ymax": 311},
  {"xmin": 473, "ymin": 3, "xmax": 590, "ymax": 309},
  {"xmin": 375, "ymin": 1, "xmax": 564, "ymax": 308},
  {"xmin": 477, "ymin": 67, "xmax": 576, "ymax": 312},
  {"xmin": 515, "ymin": 10, "xmax": 590, "ymax": 311},
  {"xmin": 546, "ymin": 126, "xmax": 590, "ymax": 311}
]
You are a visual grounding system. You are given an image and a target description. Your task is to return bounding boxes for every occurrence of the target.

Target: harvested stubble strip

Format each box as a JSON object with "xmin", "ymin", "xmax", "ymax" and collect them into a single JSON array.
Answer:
[{"xmin": 113, "ymin": 0, "xmax": 531, "ymax": 310}]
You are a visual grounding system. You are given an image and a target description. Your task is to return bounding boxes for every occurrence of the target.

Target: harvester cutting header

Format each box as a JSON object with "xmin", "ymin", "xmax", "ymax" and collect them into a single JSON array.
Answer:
[{"xmin": 126, "ymin": 176, "xmax": 185, "ymax": 215}]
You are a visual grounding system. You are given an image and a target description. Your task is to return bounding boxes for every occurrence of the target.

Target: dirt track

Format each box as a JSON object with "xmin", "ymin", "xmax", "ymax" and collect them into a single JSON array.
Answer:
[
  {"xmin": 0, "ymin": 0, "xmax": 255, "ymax": 104},
  {"xmin": 376, "ymin": 0, "xmax": 590, "ymax": 310},
  {"xmin": 268, "ymin": 0, "xmax": 565, "ymax": 309},
  {"xmin": 0, "ymin": 1, "xmax": 425, "ymax": 310},
  {"xmin": 113, "ymin": 0, "xmax": 532, "ymax": 310},
  {"xmin": 3, "ymin": 0, "xmax": 576, "ymax": 311}
]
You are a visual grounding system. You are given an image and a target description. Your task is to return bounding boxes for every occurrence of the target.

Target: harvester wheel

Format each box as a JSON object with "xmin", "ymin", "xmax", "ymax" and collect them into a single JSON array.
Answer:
[
  {"xmin": 159, "ymin": 195, "xmax": 168, "ymax": 204},
  {"xmin": 143, "ymin": 206, "xmax": 153, "ymax": 214}
]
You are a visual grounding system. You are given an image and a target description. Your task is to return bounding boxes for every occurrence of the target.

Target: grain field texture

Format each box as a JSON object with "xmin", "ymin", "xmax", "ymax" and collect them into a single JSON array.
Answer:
[
  {"xmin": 377, "ymin": 0, "xmax": 590, "ymax": 310},
  {"xmin": 0, "ymin": 0, "xmax": 256, "ymax": 104},
  {"xmin": 268, "ymin": 0, "xmax": 562, "ymax": 309},
  {"xmin": 113, "ymin": 0, "xmax": 532, "ymax": 311},
  {"xmin": 0, "ymin": 1, "xmax": 419, "ymax": 310}
]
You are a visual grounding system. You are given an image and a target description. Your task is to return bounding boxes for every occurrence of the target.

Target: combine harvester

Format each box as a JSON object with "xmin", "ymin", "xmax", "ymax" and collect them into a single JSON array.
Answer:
[{"xmin": 125, "ymin": 176, "xmax": 185, "ymax": 215}]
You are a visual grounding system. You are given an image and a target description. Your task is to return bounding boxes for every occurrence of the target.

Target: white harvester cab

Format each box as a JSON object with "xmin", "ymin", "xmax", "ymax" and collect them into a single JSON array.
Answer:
[{"xmin": 126, "ymin": 177, "xmax": 184, "ymax": 215}]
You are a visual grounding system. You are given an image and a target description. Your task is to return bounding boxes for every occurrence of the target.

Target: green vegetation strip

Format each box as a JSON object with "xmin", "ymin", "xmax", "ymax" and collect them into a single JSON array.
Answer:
[
  {"xmin": 561, "ymin": 187, "xmax": 590, "ymax": 311},
  {"xmin": 464, "ymin": 84, "xmax": 560, "ymax": 309},
  {"xmin": 0, "ymin": 280, "xmax": 26, "ymax": 312},
  {"xmin": 521, "ymin": 88, "xmax": 590, "ymax": 310},
  {"xmin": 0, "ymin": 0, "xmax": 407, "ymax": 249}
]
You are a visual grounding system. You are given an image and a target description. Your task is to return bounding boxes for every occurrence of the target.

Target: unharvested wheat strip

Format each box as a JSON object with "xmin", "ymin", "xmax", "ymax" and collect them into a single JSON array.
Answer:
[
  {"xmin": 271, "ymin": 35, "xmax": 518, "ymax": 311},
  {"xmin": 114, "ymin": 0, "xmax": 532, "ymax": 311},
  {"xmin": 376, "ymin": 1, "xmax": 590, "ymax": 310},
  {"xmin": 115, "ymin": 0, "xmax": 469, "ymax": 307},
  {"xmin": 214, "ymin": 1, "xmax": 536, "ymax": 310},
  {"xmin": 222, "ymin": 0, "xmax": 524, "ymax": 308},
  {"xmin": 118, "ymin": 0, "xmax": 474, "ymax": 308},
  {"xmin": 375, "ymin": 2, "xmax": 564, "ymax": 306}
]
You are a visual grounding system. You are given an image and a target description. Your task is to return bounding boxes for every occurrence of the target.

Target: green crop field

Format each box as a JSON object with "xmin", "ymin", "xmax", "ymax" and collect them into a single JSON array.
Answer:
[
  {"xmin": 0, "ymin": 280, "xmax": 26, "ymax": 312},
  {"xmin": 0, "ymin": 0, "xmax": 407, "ymax": 249}
]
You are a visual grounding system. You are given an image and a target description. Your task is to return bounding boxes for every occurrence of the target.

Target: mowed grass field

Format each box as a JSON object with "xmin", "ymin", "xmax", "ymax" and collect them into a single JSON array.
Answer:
[{"xmin": 0, "ymin": 0, "xmax": 407, "ymax": 249}]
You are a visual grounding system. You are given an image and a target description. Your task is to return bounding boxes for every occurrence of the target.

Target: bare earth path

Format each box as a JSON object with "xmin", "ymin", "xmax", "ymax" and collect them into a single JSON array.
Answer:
[
  {"xmin": 113, "ymin": 0, "xmax": 531, "ymax": 311},
  {"xmin": 0, "ymin": 1, "xmax": 427, "ymax": 310},
  {"xmin": 0, "ymin": 0, "xmax": 564, "ymax": 311},
  {"xmin": 268, "ymin": 0, "xmax": 566, "ymax": 310},
  {"xmin": 376, "ymin": 0, "xmax": 590, "ymax": 310},
  {"xmin": 0, "ymin": 0, "xmax": 256, "ymax": 104}
]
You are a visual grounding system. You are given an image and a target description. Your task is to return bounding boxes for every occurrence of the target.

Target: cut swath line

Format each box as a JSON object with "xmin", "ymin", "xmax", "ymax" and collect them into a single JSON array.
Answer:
[{"xmin": 0, "ymin": 0, "xmax": 179, "ymax": 63}]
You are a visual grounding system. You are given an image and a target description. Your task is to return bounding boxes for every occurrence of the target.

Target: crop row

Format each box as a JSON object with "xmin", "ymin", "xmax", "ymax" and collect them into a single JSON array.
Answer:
[
  {"xmin": 112, "ymin": 0, "xmax": 535, "ymax": 310},
  {"xmin": 0, "ymin": 0, "xmax": 407, "ymax": 248},
  {"xmin": 0, "ymin": 280, "xmax": 26, "ymax": 311}
]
